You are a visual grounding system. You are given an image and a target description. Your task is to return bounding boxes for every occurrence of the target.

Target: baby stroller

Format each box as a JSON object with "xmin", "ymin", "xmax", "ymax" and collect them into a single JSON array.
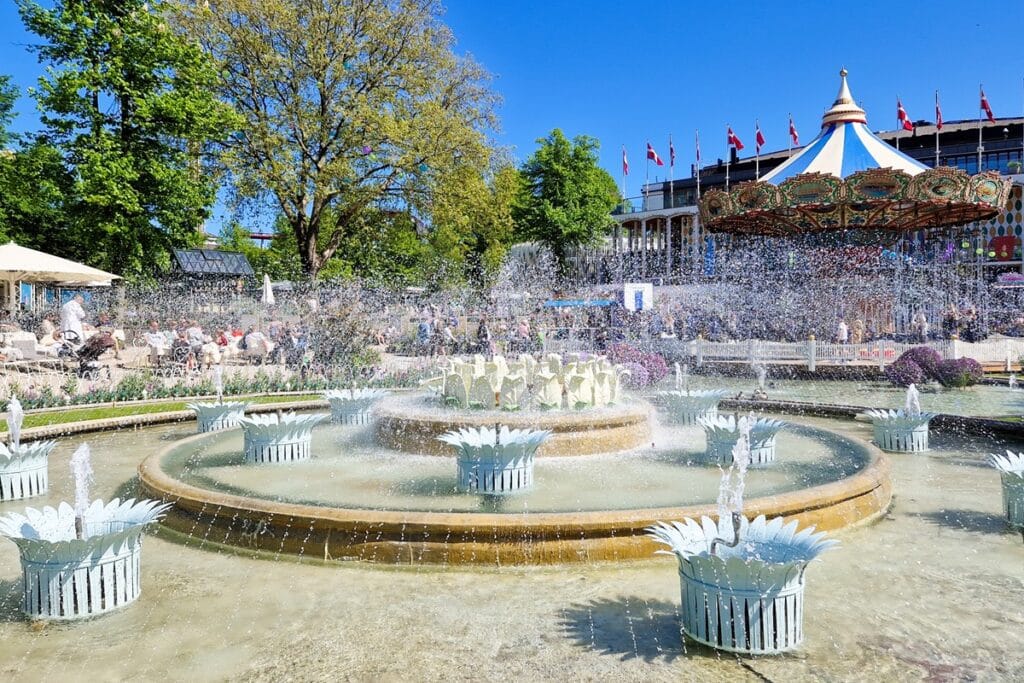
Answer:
[{"xmin": 68, "ymin": 332, "xmax": 115, "ymax": 380}]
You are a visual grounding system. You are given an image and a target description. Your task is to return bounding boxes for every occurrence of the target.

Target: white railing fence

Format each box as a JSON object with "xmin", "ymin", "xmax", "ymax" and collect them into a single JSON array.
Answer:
[{"xmin": 656, "ymin": 337, "xmax": 1024, "ymax": 371}]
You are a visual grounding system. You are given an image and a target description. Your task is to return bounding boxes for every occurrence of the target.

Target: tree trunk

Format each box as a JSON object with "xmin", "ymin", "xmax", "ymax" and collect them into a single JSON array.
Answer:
[{"xmin": 294, "ymin": 215, "xmax": 322, "ymax": 279}]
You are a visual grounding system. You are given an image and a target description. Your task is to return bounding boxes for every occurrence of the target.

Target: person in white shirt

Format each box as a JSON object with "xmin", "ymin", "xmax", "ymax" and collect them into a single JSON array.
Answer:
[
  {"xmin": 144, "ymin": 320, "xmax": 167, "ymax": 365},
  {"xmin": 836, "ymin": 319, "xmax": 849, "ymax": 344},
  {"xmin": 59, "ymin": 294, "xmax": 86, "ymax": 344}
]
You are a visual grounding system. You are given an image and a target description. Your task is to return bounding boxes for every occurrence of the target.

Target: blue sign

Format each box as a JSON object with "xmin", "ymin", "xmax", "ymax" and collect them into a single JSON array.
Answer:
[
  {"xmin": 704, "ymin": 237, "xmax": 716, "ymax": 276},
  {"xmin": 634, "ymin": 290, "xmax": 644, "ymax": 311}
]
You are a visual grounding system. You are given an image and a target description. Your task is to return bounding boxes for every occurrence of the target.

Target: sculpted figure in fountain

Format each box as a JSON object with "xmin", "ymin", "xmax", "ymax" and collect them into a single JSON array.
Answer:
[
  {"xmin": 469, "ymin": 375, "xmax": 497, "ymax": 409},
  {"xmin": 500, "ymin": 375, "xmax": 527, "ymax": 411},
  {"xmin": 592, "ymin": 371, "xmax": 613, "ymax": 407},
  {"xmin": 535, "ymin": 371, "xmax": 563, "ymax": 410},
  {"xmin": 444, "ymin": 372, "xmax": 470, "ymax": 408},
  {"xmin": 565, "ymin": 371, "xmax": 593, "ymax": 409}
]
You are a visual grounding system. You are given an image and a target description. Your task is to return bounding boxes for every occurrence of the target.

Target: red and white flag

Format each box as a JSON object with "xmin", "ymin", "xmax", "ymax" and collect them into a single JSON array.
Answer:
[
  {"xmin": 695, "ymin": 130, "xmax": 701, "ymax": 162},
  {"xmin": 622, "ymin": 146, "xmax": 629, "ymax": 176},
  {"xmin": 897, "ymin": 98, "xmax": 914, "ymax": 131},
  {"xmin": 789, "ymin": 115, "xmax": 799, "ymax": 146},
  {"xmin": 646, "ymin": 142, "xmax": 664, "ymax": 166},
  {"xmin": 935, "ymin": 91, "xmax": 943, "ymax": 130},
  {"xmin": 980, "ymin": 87, "xmax": 995, "ymax": 122},
  {"xmin": 669, "ymin": 136, "xmax": 675, "ymax": 168},
  {"xmin": 727, "ymin": 126, "xmax": 744, "ymax": 151},
  {"xmin": 755, "ymin": 122, "xmax": 766, "ymax": 152}
]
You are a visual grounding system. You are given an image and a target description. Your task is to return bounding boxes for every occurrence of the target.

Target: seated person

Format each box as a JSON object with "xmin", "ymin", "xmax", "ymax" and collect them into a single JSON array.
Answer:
[
  {"xmin": 199, "ymin": 334, "xmax": 221, "ymax": 368},
  {"xmin": 38, "ymin": 329, "xmax": 64, "ymax": 356},
  {"xmin": 144, "ymin": 320, "xmax": 168, "ymax": 365},
  {"xmin": 243, "ymin": 327, "xmax": 273, "ymax": 359}
]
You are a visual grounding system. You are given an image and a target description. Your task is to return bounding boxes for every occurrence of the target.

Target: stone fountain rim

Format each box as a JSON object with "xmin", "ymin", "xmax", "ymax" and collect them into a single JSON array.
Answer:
[{"xmin": 138, "ymin": 418, "xmax": 890, "ymax": 539}]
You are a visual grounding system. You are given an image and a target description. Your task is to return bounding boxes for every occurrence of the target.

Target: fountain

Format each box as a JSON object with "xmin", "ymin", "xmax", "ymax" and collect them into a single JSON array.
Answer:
[
  {"xmin": 698, "ymin": 414, "xmax": 787, "ymax": 466},
  {"xmin": 658, "ymin": 363, "xmax": 730, "ymax": 425},
  {"xmin": 0, "ymin": 444, "xmax": 169, "ymax": 620},
  {"xmin": 0, "ymin": 396, "xmax": 56, "ymax": 501},
  {"xmin": 1010, "ymin": 373, "xmax": 1018, "ymax": 389},
  {"xmin": 752, "ymin": 363, "xmax": 768, "ymax": 401},
  {"xmin": 863, "ymin": 384, "xmax": 935, "ymax": 453},
  {"xmin": 323, "ymin": 387, "xmax": 389, "ymax": 425},
  {"xmin": 438, "ymin": 425, "xmax": 550, "ymax": 494},
  {"xmin": 238, "ymin": 411, "xmax": 328, "ymax": 463},
  {"xmin": 186, "ymin": 367, "xmax": 248, "ymax": 432},
  {"xmin": 376, "ymin": 353, "xmax": 651, "ymax": 456},
  {"xmin": 648, "ymin": 417, "xmax": 837, "ymax": 654},
  {"xmin": 990, "ymin": 450, "xmax": 1024, "ymax": 541}
]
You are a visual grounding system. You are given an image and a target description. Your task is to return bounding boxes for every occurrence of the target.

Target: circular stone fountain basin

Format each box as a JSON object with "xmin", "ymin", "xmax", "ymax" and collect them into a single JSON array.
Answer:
[
  {"xmin": 138, "ymin": 414, "xmax": 891, "ymax": 565},
  {"xmin": 373, "ymin": 392, "xmax": 652, "ymax": 456}
]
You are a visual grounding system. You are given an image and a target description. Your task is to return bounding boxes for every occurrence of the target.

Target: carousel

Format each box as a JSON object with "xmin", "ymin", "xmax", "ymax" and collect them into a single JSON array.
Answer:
[{"xmin": 700, "ymin": 69, "xmax": 1012, "ymax": 237}]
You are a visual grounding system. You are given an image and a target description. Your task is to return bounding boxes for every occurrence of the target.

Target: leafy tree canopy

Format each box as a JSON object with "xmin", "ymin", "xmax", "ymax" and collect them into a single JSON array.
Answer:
[
  {"xmin": 513, "ymin": 129, "xmax": 619, "ymax": 270},
  {"xmin": 17, "ymin": 0, "xmax": 238, "ymax": 280},
  {"xmin": 173, "ymin": 0, "xmax": 499, "ymax": 278}
]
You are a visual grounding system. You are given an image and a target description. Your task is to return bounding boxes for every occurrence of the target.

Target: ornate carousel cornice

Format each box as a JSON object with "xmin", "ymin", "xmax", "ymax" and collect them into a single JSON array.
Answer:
[
  {"xmin": 699, "ymin": 166, "xmax": 1011, "ymax": 236},
  {"xmin": 699, "ymin": 68, "xmax": 1014, "ymax": 236}
]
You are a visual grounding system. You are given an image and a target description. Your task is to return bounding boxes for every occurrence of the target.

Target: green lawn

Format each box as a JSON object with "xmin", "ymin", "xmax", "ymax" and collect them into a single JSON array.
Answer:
[{"xmin": 1, "ymin": 394, "xmax": 323, "ymax": 431}]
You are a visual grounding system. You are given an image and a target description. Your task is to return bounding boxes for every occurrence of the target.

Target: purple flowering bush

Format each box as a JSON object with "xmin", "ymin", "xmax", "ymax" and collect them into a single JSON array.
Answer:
[
  {"xmin": 619, "ymin": 361, "xmax": 650, "ymax": 389},
  {"xmin": 934, "ymin": 357, "xmax": 984, "ymax": 388},
  {"xmin": 884, "ymin": 355, "xmax": 927, "ymax": 387},
  {"xmin": 885, "ymin": 346, "xmax": 982, "ymax": 388},
  {"xmin": 608, "ymin": 343, "xmax": 669, "ymax": 387}
]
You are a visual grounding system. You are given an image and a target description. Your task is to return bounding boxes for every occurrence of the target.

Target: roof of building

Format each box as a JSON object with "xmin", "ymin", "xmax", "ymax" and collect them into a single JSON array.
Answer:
[{"xmin": 172, "ymin": 249, "xmax": 254, "ymax": 276}]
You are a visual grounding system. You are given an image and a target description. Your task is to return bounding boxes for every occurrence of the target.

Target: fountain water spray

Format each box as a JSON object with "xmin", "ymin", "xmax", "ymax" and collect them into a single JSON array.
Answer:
[
  {"xmin": 7, "ymin": 395, "xmax": 23, "ymax": 449},
  {"xmin": 214, "ymin": 365, "xmax": 224, "ymax": 404},
  {"xmin": 1010, "ymin": 373, "xmax": 1018, "ymax": 389},
  {"xmin": 711, "ymin": 414, "xmax": 751, "ymax": 555},
  {"xmin": 905, "ymin": 383, "xmax": 921, "ymax": 418},
  {"xmin": 674, "ymin": 362, "xmax": 682, "ymax": 391},
  {"xmin": 69, "ymin": 444, "xmax": 93, "ymax": 539}
]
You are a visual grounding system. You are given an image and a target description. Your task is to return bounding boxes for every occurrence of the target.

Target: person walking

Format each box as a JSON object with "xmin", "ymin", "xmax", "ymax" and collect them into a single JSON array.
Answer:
[{"xmin": 59, "ymin": 294, "xmax": 86, "ymax": 344}]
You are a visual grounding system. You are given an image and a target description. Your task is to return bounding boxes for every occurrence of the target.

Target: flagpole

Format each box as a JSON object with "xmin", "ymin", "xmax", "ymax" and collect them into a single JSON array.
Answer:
[
  {"xmin": 668, "ymin": 134, "xmax": 674, "ymax": 207},
  {"xmin": 725, "ymin": 124, "xmax": 730, "ymax": 192},
  {"xmin": 934, "ymin": 91, "xmax": 940, "ymax": 167},
  {"xmin": 645, "ymin": 149, "xmax": 650, "ymax": 211},
  {"xmin": 978, "ymin": 84, "xmax": 984, "ymax": 172},
  {"xmin": 695, "ymin": 129, "xmax": 701, "ymax": 201},
  {"xmin": 787, "ymin": 114, "xmax": 792, "ymax": 156},
  {"xmin": 621, "ymin": 145, "xmax": 627, "ymax": 205},
  {"xmin": 755, "ymin": 120, "xmax": 760, "ymax": 180},
  {"xmin": 895, "ymin": 96, "xmax": 900, "ymax": 151}
]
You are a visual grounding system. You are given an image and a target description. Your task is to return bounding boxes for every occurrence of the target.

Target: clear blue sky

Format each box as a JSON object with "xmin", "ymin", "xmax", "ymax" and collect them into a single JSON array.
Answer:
[{"xmin": 2, "ymin": 0, "xmax": 1023, "ymax": 225}]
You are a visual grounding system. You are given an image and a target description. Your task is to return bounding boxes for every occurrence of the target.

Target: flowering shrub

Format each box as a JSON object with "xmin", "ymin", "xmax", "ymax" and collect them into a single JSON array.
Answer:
[
  {"xmin": 899, "ymin": 347, "xmax": 942, "ymax": 378},
  {"xmin": 619, "ymin": 361, "xmax": 650, "ymax": 389},
  {"xmin": 934, "ymin": 358, "xmax": 984, "ymax": 388},
  {"xmin": 608, "ymin": 343, "xmax": 669, "ymax": 386},
  {"xmin": 884, "ymin": 356, "xmax": 927, "ymax": 387},
  {"xmin": 885, "ymin": 346, "xmax": 982, "ymax": 388}
]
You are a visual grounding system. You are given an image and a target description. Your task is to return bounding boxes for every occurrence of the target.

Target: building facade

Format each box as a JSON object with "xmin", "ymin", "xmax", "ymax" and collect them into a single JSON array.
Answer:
[{"xmin": 599, "ymin": 118, "xmax": 1024, "ymax": 282}]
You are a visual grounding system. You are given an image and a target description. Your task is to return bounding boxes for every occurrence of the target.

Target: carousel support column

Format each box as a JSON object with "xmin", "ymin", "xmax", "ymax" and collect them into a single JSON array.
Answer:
[{"xmin": 613, "ymin": 224, "xmax": 620, "ymax": 254}]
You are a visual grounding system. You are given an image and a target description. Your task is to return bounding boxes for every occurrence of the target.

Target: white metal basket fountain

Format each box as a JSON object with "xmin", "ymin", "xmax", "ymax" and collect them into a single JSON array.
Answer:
[
  {"xmin": 864, "ymin": 384, "xmax": 935, "ymax": 453},
  {"xmin": 648, "ymin": 514, "xmax": 837, "ymax": 654},
  {"xmin": 699, "ymin": 415, "xmax": 787, "ymax": 466},
  {"xmin": 438, "ymin": 426, "xmax": 551, "ymax": 494},
  {"xmin": 0, "ymin": 498, "xmax": 170, "ymax": 620},
  {"xmin": 659, "ymin": 389, "xmax": 731, "ymax": 426},
  {"xmin": 0, "ymin": 441, "xmax": 56, "ymax": 501},
  {"xmin": 990, "ymin": 451, "xmax": 1024, "ymax": 539},
  {"xmin": 863, "ymin": 409, "xmax": 935, "ymax": 452},
  {"xmin": 1, "ymin": 397, "xmax": 55, "ymax": 501},
  {"xmin": 323, "ymin": 388, "xmax": 389, "ymax": 425},
  {"xmin": 186, "ymin": 401, "xmax": 249, "ymax": 433},
  {"xmin": 238, "ymin": 412, "xmax": 328, "ymax": 464}
]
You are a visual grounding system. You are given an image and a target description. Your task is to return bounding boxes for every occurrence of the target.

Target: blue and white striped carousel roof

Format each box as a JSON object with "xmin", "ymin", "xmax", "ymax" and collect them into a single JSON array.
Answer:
[{"xmin": 762, "ymin": 69, "xmax": 928, "ymax": 185}]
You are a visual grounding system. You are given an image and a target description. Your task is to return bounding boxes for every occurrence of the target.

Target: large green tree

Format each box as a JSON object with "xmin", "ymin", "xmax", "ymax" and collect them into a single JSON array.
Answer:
[
  {"xmin": 17, "ymin": 0, "xmax": 237, "ymax": 279},
  {"xmin": 173, "ymin": 0, "xmax": 498, "ymax": 278},
  {"xmin": 514, "ymin": 129, "xmax": 619, "ymax": 270}
]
